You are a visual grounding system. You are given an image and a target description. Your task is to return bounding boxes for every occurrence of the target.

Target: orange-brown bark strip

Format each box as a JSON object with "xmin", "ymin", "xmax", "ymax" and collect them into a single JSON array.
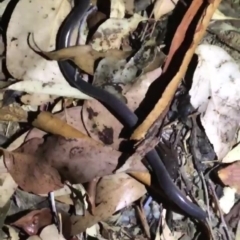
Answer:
[
  {"xmin": 163, "ymin": 0, "xmax": 203, "ymax": 72},
  {"xmin": 131, "ymin": 0, "xmax": 222, "ymax": 141}
]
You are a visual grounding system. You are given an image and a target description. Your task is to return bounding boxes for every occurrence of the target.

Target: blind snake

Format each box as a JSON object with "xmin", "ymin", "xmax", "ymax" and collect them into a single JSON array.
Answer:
[{"xmin": 56, "ymin": 0, "xmax": 207, "ymax": 221}]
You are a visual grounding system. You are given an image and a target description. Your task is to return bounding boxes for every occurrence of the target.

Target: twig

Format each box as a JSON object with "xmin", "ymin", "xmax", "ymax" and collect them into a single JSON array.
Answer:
[
  {"xmin": 207, "ymin": 179, "xmax": 232, "ymax": 240},
  {"xmin": 136, "ymin": 200, "xmax": 151, "ymax": 239},
  {"xmin": 199, "ymin": 171, "xmax": 217, "ymax": 240},
  {"xmin": 200, "ymin": 171, "xmax": 211, "ymax": 221}
]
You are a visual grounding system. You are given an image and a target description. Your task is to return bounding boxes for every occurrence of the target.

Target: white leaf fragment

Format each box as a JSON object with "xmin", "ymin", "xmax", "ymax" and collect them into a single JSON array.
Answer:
[
  {"xmin": 190, "ymin": 44, "xmax": 240, "ymax": 160},
  {"xmin": 219, "ymin": 187, "xmax": 236, "ymax": 214},
  {"xmin": 8, "ymin": 80, "xmax": 92, "ymax": 100},
  {"xmin": 223, "ymin": 142, "xmax": 240, "ymax": 163}
]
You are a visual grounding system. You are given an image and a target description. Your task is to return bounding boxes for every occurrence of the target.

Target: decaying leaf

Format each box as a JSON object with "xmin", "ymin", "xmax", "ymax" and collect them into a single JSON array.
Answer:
[
  {"xmin": 90, "ymin": 14, "xmax": 147, "ymax": 51},
  {"xmin": 70, "ymin": 173, "xmax": 146, "ymax": 235},
  {"xmin": 11, "ymin": 208, "xmax": 52, "ymax": 235}
]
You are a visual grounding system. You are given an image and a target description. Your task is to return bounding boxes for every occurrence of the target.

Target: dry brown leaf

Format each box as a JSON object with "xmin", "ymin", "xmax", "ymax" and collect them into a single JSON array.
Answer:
[
  {"xmin": 70, "ymin": 173, "xmax": 146, "ymax": 235},
  {"xmin": 2, "ymin": 135, "xmax": 146, "ymax": 194},
  {"xmin": 153, "ymin": 0, "xmax": 179, "ymax": 20},
  {"xmin": 131, "ymin": 0, "xmax": 221, "ymax": 141},
  {"xmin": 26, "ymin": 107, "xmax": 155, "ymax": 192},
  {"xmin": 0, "ymin": 105, "xmax": 27, "ymax": 122},
  {"xmin": 218, "ymin": 162, "xmax": 240, "ymax": 193},
  {"xmin": 11, "ymin": 208, "xmax": 52, "ymax": 235},
  {"xmin": 2, "ymin": 142, "xmax": 63, "ymax": 194},
  {"xmin": 42, "ymin": 45, "xmax": 132, "ymax": 75}
]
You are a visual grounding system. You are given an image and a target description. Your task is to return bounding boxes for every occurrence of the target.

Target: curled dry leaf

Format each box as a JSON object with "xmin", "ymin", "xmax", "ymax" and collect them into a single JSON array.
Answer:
[
  {"xmin": 218, "ymin": 162, "xmax": 240, "ymax": 193},
  {"xmin": 70, "ymin": 173, "xmax": 146, "ymax": 235},
  {"xmin": 31, "ymin": 111, "xmax": 89, "ymax": 140},
  {"xmin": 26, "ymin": 106, "xmax": 87, "ymax": 141},
  {"xmin": 2, "ymin": 135, "xmax": 146, "ymax": 194},
  {"xmin": 11, "ymin": 208, "xmax": 52, "ymax": 236}
]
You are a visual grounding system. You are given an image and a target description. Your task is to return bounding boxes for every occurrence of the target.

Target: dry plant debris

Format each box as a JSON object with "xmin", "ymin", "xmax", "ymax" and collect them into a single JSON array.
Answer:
[{"xmin": 0, "ymin": 0, "xmax": 240, "ymax": 239}]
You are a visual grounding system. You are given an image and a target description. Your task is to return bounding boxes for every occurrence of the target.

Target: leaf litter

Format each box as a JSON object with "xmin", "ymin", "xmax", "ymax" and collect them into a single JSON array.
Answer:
[{"xmin": 1, "ymin": 0, "xmax": 240, "ymax": 239}]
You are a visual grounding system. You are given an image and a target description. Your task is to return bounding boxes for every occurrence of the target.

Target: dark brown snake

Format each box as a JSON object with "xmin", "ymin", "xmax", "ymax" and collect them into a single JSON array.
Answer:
[{"xmin": 57, "ymin": 0, "xmax": 207, "ymax": 221}]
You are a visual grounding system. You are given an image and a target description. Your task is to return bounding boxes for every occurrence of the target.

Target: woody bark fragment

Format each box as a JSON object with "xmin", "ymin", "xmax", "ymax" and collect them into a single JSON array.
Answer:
[{"xmin": 131, "ymin": 0, "xmax": 222, "ymax": 146}]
